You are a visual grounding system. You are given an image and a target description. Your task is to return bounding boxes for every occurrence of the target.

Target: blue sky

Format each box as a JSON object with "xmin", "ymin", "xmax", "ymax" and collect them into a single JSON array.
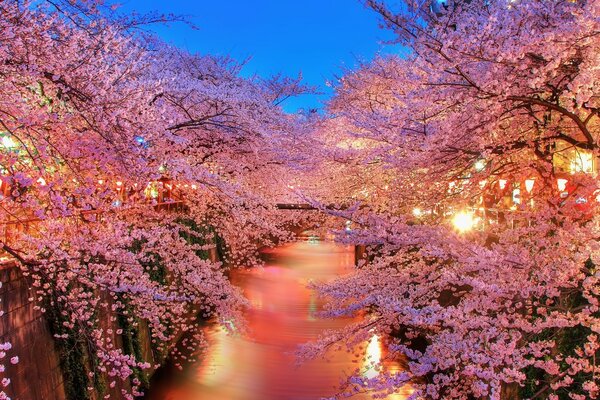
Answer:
[{"xmin": 119, "ymin": 0, "xmax": 403, "ymax": 112}]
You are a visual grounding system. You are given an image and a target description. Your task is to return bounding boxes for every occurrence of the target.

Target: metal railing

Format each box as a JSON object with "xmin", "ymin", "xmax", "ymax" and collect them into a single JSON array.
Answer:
[{"xmin": 0, "ymin": 200, "xmax": 186, "ymax": 264}]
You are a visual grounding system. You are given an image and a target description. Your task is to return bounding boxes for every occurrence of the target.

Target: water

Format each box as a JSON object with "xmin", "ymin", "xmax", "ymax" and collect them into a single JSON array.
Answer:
[{"xmin": 146, "ymin": 241, "xmax": 410, "ymax": 400}]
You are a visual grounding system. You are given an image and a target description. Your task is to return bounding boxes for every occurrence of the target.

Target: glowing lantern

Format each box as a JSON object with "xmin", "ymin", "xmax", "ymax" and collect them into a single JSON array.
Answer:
[
  {"xmin": 513, "ymin": 188, "xmax": 521, "ymax": 204},
  {"xmin": 145, "ymin": 182, "xmax": 159, "ymax": 199},
  {"xmin": 474, "ymin": 159, "xmax": 486, "ymax": 171},
  {"xmin": 452, "ymin": 211, "xmax": 476, "ymax": 232},
  {"xmin": 557, "ymin": 178, "xmax": 568, "ymax": 192},
  {"xmin": 499, "ymin": 179, "xmax": 507, "ymax": 190},
  {"xmin": 524, "ymin": 179, "xmax": 535, "ymax": 193}
]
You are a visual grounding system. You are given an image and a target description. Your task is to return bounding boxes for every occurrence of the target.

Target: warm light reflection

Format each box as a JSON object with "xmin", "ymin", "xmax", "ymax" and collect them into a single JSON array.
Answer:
[
  {"xmin": 147, "ymin": 242, "xmax": 412, "ymax": 400},
  {"xmin": 412, "ymin": 207, "xmax": 422, "ymax": 217},
  {"xmin": 196, "ymin": 326, "xmax": 235, "ymax": 387},
  {"xmin": 452, "ymin": 211, "xmax": 477, "ymax": 232},
  {"xmin": 499, "ymin": 179, "xmax": 507, "ymax": 190},
  {"xmin": 363, "ymin": 334, "xmax": 382, "ymax": 379}
]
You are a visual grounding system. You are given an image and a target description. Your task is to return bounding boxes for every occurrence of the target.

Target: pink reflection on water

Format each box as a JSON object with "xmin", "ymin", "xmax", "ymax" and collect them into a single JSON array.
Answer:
[{"xmin": 147, "ymin": 242, "xmax": 411, "ymax": 400}]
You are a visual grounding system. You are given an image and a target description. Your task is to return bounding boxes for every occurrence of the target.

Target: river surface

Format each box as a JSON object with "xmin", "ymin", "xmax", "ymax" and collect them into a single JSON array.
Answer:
[{"xmin": 146, "ymin": 241, "xmax": 410, "ymax": 400}]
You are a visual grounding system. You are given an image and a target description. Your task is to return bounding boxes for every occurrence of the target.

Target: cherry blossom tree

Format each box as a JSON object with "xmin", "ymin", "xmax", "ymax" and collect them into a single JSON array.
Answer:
[
  {"xmin": 305, "ymin": 0, "xmax": 600, "ymax": 399},
  {"xmin": 0, "ymin": 1, "xmax": 308, "ymax": 398}
]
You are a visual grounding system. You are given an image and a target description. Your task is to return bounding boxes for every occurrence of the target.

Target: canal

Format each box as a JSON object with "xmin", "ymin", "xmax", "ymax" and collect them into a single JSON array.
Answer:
[{"xmin": 146, "ymin": 241, "xmax": 410, "ymax": 400}]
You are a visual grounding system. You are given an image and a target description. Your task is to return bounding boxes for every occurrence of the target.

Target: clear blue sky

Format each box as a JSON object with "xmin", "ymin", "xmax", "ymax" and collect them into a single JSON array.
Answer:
[{"xmin": 119, "ymin": 0, "xmax": 403, "ymax": 112}]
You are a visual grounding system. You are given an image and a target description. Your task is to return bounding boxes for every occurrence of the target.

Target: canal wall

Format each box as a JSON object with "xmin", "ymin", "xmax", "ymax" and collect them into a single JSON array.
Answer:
[
  {"xmin": 0, "ymin": 245, "xmax": 220, "ymax": 400},
  {"xmin": 0, "ymin": 263, "xmax": 67, "ymax": 400}
]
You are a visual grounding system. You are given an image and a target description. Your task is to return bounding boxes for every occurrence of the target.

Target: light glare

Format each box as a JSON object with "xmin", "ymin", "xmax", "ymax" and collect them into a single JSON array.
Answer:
[{"xmin": 452, "ymin": 211, "xmax": 476, "ymax": 232}]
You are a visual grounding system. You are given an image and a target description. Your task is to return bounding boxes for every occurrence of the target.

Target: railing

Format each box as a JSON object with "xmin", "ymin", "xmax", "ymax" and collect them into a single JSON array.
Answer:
[
  {"xmin": 0, "ymin": 200, "xmax": 186, "ymax": 264},
  {"xmin": 468, "ymin": 207, "xmax": 536, "ymax": 230}
]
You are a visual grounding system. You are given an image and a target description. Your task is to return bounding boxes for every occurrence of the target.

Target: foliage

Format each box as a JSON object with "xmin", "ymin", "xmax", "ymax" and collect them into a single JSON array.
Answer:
[
  {"xmin": 0, "ymin": 0, "xmax": 309, "ymax": 398},
  {"xmin": 302, "ymin": 1, "xmax": 600, "ymax": 399},
  {"xmin": 116, "ymin": 297, "xmax": 150, "ymax": 392},
  {"xmin": 44, "ymin": 290, "xmax": 104, "ymax": 400}
]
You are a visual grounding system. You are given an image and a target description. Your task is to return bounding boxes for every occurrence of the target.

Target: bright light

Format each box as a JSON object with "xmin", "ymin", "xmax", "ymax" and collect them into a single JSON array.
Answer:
[
  {"xmin": 513, "ymin": 188, "xmax": 521, "ymax": 204},
  {"xmin": 525, "ymin": 179, "xmax": 535, "ymax": 193},
  {"xmin": 362, "ymin": 334, "xmax": 382, "ymax": 379},
  {"xmin": 452, "ymin": 211, "xmax": 476, "ymax": 232},
  {"xmin": 37, "ymin": 177, "xmax": 46, "ymax": 186},
  {"xmin": 1, "ymin": 136, "xmax": 16, "ymax": 149},
  {"xmin": 412, "ymin": 208, "xmax": 423, "ymax": 217},
  {"xmin": 499, "ymin": 179, "xmax": 507, "ymax": 190},
  {"xmin": 474, "ymin": 159, "xmax": 486, "ymax": 171},
  {"xmin": 478, "ymin": 180, "xmax": 487, "ymax": 189},
  {"xmin": 98, "ymin": 179, "xmax": 104, "ymax": 185},
  {"xmin": 570, "ymin": 151, "xmax": 593, "ymax": 174},
  {"xmin": 134, "ymin": 136, "xmax": 147, "ymax": 146},
  {"xmin": 557, "ymin": 178, "xmax": 568, "ymax": 192}
]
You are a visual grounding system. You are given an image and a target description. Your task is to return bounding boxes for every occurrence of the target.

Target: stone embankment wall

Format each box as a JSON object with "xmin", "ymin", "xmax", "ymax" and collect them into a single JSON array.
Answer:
[
  {"xmin": 0, "ymin": 246, "xmax": 219, "ymax": 400},
  {"xmin": 0, "ymin": 263, "xmax": 66, "ymax": 400}
]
